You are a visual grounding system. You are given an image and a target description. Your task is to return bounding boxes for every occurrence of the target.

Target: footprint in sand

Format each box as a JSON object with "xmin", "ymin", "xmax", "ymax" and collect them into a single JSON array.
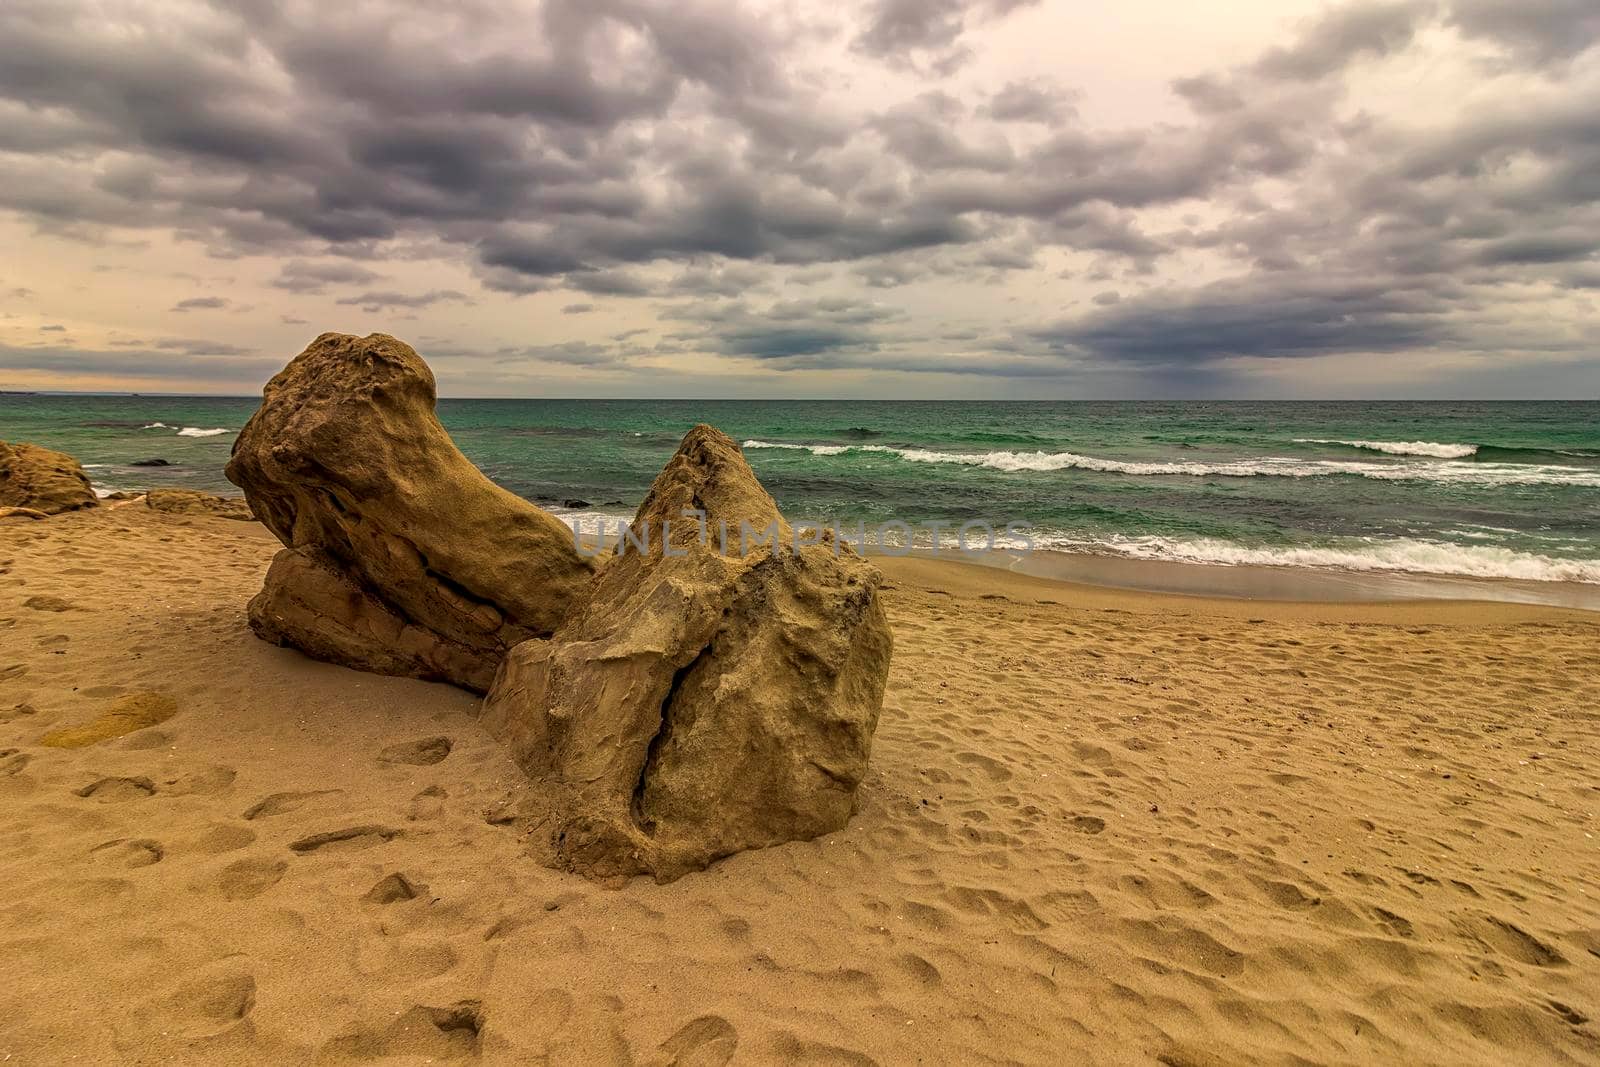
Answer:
[
  {"xmin": 408, "ymin": 784, "xmax": 448, "ymax": 821},
  {"xmin": 164, "ymin": 765, "xmax": 237, "ymax": 795},
  {"xmin": 142, "ymin": 969, "xmax": 257, "ymax": 1040},
  {"xmin": 192, "ymin": 824, "xmax": 257, "ymax": 854},
  {"xmin": 202, "ymin": 857, "xmax": 287, "ymax": 901},
  {"xmin": 241, "ymin": 789, "xmax": 340, "ymax": 820},
  {"xmin": 21, "ymin": 594, "xmax": 76, "ymax": 612},
  {"xmin": 1, "ymin": 748, "xmax": 30, "ymax": 776},
  {"xmin": 650, "ymin": 1015, "xmax": 738, "ymax": 1067},
  {"xmin": 379, "ymin": 736, "xmax": 454, "ymax": 766},
  {"xmin": 288, "ymin": 825, "xmax": 402, "ymax": 853},
  {"xmin": 1457, "ymin": 913, "xmax": 1569, "ymax": 967},
  {"xmin": 74, "ymin": 776, "xmax": 156, "ymax": 802},
  {"xmin": 1, "ymin": 702, "xmax": 39, "ymax": 723},
  {"xmin": 91, "ymin": 838, "xmax": 164, "ymax": 868},
  {"xmin": 119, "ymin": 729, "xmax": 173, "ymax": 751},
  {"xmin": 319, "ymin": 1001, "xmax": 483, "ymax": 1062}
]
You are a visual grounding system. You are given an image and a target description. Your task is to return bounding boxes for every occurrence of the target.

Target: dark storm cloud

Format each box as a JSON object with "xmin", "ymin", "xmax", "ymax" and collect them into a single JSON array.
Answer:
[
  {"xmin": 1031, "ymin": 275, "xmax": 1455, "ymax": 363},
  {"xmin": 0, "ymin": 0, "xmax": 1376, "ymax": 299},
  {"xmin": 561, "ymin": 303, "xmax": 596, "ymax": 314},
  {"xmin": 1, "ymin": 0, "xmax": 1597, "ymax": 388}
]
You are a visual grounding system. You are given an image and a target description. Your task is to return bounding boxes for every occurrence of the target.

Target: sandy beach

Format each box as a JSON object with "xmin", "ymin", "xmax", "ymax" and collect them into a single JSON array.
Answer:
[{"xmin": 2, "ymin": 501, "xmax": 1597, "ymax": 1065}]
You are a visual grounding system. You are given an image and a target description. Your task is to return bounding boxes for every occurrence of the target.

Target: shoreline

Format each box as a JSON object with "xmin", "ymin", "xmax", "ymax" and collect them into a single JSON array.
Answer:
[
  {"xmin": 926, "ymin": 545, "xmax": 1600, "ymax": 611},
  {"xmin": 83, "ymin": 487, "xmax": 1600, "ymax": 611}
]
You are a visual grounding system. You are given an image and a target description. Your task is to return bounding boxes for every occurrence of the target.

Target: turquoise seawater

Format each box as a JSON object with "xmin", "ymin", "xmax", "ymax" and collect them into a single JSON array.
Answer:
[{"xmin": 3, "ymin": 395, "xmax": 1597, "ymax": 583}]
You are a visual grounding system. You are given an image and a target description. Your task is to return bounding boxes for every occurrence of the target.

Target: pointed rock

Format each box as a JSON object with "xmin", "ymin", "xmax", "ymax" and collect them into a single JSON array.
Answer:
[{"xmin": 482, "ymin": 425, "xmax": 892, "ymax": 882}]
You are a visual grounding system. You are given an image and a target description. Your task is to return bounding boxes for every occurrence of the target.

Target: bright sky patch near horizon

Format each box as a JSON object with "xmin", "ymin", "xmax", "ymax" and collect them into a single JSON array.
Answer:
[{"xmin": 1, "ymin": 0, "xmax": 1597, "ymax": 399}]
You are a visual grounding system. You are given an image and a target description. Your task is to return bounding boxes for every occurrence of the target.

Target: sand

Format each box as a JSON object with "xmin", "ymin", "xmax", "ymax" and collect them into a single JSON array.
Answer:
[{"xmin": 3, "ymin": 503, "xmax": 1599, "ymax": 1065}]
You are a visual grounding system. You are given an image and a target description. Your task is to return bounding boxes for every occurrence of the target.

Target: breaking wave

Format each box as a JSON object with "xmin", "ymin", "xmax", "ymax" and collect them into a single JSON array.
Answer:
[
  {"xmin": 740, "ymin": 441, "xmax": 1600, "ymax": 487},
  {"xmin": 1294, "ymin": 438, "xmax": 1478, "ymax": 458},
  {"xmin": 137, "ymin": 422, "xmax": 232, "ymax": 437},
  {"xmin": 1036, "ymin": 535, "xmax": 1600, "ymax": 585}
]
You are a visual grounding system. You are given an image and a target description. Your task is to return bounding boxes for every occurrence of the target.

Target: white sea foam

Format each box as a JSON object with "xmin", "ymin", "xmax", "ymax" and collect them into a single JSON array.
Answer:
[
  {"xmin": 1037, "ymin": 534, "xmax": 1600, "ymax": 584},
  {"xmin": 742, "ymin": 439, "xmax": 851, "ymax": 456},
  {"xmin": 739, "ymin": 440, "xmax": 1600, "ymax": 487},
  {"xmin": 176, "ymin": 426, "xmax": 231, "ymax": 437},
  {"xmin": 140, "ymin": 422, "xmax": 170, "ymax": 429},
  {"xmin": 1294, "ymin": 438, "xmax": 1479, "ymax": 458}
]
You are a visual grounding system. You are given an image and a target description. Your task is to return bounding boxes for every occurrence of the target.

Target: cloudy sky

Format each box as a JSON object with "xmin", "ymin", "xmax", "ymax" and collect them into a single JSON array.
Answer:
[{"xmin": 1, "ymin": 0, "xmax": 1598, "ymax": 398}]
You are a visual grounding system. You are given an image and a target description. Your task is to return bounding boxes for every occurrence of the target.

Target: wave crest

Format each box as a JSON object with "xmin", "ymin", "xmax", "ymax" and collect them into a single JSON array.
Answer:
[
  {"xmin": 740, "ymin": 440, "xmax": 1600, "ymax": 487},
  {"xmin": 1295, "ymin": 438, "xmax": 1479, "ymax": 458},
  {"xmin": 1042, "ymin": 535, "xmax": 1600, "ymax": 585}
]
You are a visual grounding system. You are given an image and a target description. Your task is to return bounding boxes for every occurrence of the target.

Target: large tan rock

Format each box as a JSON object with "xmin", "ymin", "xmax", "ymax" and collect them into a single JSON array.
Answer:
[
  {"xmin": 0, "ymin": 441, "xmax": 99, "ymax": 515},
  {"xmin": 225, "ymin": 332, "xmax": 597, "ymax": 692},
  {"xmin": 145, "ymin": 488, "xmax": 256, "ymax": 521},
  {"xmin": 482, "ymin": 425, "xmax": 892, "ymax": 883}
]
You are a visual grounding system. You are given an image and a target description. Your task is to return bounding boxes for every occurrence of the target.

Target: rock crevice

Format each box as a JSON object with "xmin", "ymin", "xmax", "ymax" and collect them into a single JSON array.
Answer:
[{"xmin": 482, "ymin": 424, "xmax": 892, "ymax": 882}]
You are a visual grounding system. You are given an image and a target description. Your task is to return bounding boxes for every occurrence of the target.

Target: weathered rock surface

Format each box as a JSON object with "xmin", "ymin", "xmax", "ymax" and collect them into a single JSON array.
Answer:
[
  {"xmin": 226, "ymin": 332, "xmax": 597, "ymax": 692},
  {"xmin": 0, "ymin": 440, "xmax": 99, "ymax": 515},
  {"xmin": 482, "ymin": 425, "xmax": 892, "ymax": 883},
  {"xmin": 145, "ymin": 488, "xmax": 256, "ymax": 521}
]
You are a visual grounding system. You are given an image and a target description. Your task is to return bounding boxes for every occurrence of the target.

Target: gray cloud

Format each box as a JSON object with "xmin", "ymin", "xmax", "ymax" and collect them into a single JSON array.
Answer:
[
  {"xmin": 334, "ymin": 289, "xmax": 469, "ymax": 312},
  {"xmin": 1253, "ymin": 1, "xmax": 1430, "ymax": 81},
  {"xmin": 271, "ymin": 259, "xmax": 386, "ymax": 294},
  {"xmin": 171, "ymin": 296, "xmax": 229, "ymax": 311},
  {"xmin": 982, "ymin": 79, "xmax": 1076, "ymax": 123},
  {"xmin": 0, "ymin": 340, "xmax": 275, "ymax": 382},
  {"xmin": 853, "ymin": 0, "xmax": 1041, "ymax": 73},
  {"xmin": 1032, "ymin": 275, "xmax": 1454, "ymax": 363},
  {"xmin": 1448, "ymin": 0, "xmax": 1600, "ymax": 64},
  {"xmin": 663, "ymin": 295, "xmax": 902, "ymax": 360},
  {"xmin": 0, "ymin": 0, "xmax": 1596, "ymax": 392}
]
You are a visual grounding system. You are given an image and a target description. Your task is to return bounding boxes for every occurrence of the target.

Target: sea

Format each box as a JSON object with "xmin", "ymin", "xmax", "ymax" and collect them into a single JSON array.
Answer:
[{"xmin": 3, "ymin": 395, "xmax": 1598, "ymax": 588}]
